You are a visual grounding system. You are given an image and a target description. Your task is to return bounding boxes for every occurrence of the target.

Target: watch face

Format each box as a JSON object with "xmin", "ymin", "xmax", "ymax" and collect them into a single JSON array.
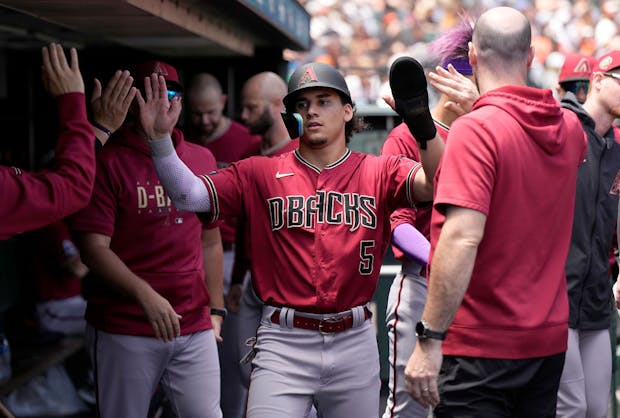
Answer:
[{"xmin": 415, "ymin": 321, "xmax": 426, "ymax": 338}]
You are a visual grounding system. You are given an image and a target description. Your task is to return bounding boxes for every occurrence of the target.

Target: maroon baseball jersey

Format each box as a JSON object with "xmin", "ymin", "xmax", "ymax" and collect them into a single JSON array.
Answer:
[
  {"xmin": 432, "ymin": 86, "xmax": 586, "ymax": 359},
  {"xmin": 199, "ymin": 149, "xmax": 421, "ymax": 313},
  {"xmin": 200, "ymin": 120, "xmax": 261, "ymax": 244},
  {"xmin": 382, "ymin": 121, "xmax": 449, "ymax": 261},
  {"xmin": 0, "ymin": 93, "xmax": 94, "ymax": 240},
  {"xmin": 71, "ymin": 126, "xmax": 217, "ymax": 336},
  {"xmin": 234, "ymin": 138, "xmax": 300, "ymax": 278}
]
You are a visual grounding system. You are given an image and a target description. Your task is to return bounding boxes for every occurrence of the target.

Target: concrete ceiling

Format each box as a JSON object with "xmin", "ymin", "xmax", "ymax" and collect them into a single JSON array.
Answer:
[{"xmin": 0, "ymin": 0, "xmax": 305, "ymax": 56}]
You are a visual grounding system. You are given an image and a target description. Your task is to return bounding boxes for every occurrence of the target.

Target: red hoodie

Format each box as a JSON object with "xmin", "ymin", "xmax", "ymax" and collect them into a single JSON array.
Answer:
[
  {"xmin": 432, "ymin": 86, "xmax": 587, "ymax": 359},
  {"xmin": 0, "ymin": 93, "xmax": 94, "ymax": 239}
]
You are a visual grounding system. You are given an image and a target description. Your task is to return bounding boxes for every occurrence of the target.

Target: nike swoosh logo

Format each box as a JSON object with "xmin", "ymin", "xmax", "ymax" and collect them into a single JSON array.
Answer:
[{"xmin": 275, "ymin": 171, "xmax": 295, "ymax": 179}]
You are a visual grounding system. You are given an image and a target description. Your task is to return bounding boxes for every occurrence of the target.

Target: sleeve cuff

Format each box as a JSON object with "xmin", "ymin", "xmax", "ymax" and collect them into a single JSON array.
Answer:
[{"xmin": 149, "ymin": 135, "xmax": 175, "ymax": 157}]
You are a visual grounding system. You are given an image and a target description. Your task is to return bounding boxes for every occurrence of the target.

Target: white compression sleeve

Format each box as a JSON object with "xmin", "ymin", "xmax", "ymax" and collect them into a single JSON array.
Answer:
[{"xmin": 149, "ymin": 135, "xmax": 212, "ymax": 212}]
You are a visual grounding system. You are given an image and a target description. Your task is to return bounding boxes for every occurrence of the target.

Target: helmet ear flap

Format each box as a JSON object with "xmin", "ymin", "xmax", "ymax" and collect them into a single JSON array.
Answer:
[{"xmin": 283, "ymin": 62, "xmax": 351, "ymax": 111}]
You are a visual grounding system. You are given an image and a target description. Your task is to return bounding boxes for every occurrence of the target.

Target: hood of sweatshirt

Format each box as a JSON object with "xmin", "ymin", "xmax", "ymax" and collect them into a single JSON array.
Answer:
[
  {"xmin": 109, "ymin": 124, "xmax": 186, "ymax": 157},
  {"xmin": 560, "ymin": 91, "xmax": 595, "ymax": 131},
  {"xmin": 473, "ymin": 85, "xmax": 573, "ymax": 155}
]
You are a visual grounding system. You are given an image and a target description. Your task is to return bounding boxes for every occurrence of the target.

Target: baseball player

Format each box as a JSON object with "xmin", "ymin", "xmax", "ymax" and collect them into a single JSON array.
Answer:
[
  {"xmin": 555, "ymin": 53, "xmax": 595, "ymax": 104},
  {"xmin": 0, "ymin": 43, "xmax": 95, "ymax": 240},
  {"xmin": 185, "ymin": 72, "xmax": 261, "ymax": 418},
  {"xmin": 71, "ymin": 60, "xmax": 224, "ymax": 418},
  {"xmin": 381, "ymin": 18, "xmax": 478, "ymax": 418},
  {"xmin": 139, "ymin": 59, "xmax": 443, "ymax": 417},
  {"xmin": 556, "ymin": 51, "xmax": 620, "ymax": 418}
]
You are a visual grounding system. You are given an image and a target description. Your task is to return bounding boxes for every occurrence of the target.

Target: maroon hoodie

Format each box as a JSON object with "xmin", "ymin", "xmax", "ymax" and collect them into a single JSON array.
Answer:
[
  {"xmin": 0, "ymin": 93, "xmax": 94, "ymax": 240},
  {"xmin": 71, "ymin": 126, "xmax": 218, "ymax": 336},
  {"xmin": 431, "ymin": 85, "xmax": 587, "ymax": 359}
]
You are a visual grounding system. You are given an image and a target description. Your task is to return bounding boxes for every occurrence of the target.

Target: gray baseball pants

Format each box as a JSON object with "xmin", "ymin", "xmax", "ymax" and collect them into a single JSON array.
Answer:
[
  {"xmin": 556, "ymin": 327, "xmax": 611, "ymax": 418},
  {"xmin": 246, "ymin": 305, "xmax": 380, "ymax": 418},
  {"xmin": 383, "ymin": 260, "xmax": 429, "ymax": 418},
  {"xmin": 85, "ymin": 325, "xmax": 222, "ymax": 418}
]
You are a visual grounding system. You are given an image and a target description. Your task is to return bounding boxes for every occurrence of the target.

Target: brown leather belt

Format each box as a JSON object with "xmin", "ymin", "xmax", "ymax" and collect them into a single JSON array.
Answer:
[{"xmin": 270, "ymin": 307, "xmax": 372, "ymax": 334}]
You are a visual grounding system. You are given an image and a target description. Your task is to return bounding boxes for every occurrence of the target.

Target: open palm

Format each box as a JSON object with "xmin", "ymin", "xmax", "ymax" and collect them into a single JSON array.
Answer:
[{"xmin": 137, "ymin": 74, "xmax": 182, "ymax": 140}]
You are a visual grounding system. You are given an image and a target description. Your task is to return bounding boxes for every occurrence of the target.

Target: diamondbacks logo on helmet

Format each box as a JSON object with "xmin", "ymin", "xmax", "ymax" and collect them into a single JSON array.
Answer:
[{"xmin": 299, "ymin": 67, "xmax": 318, "ymax": 87}]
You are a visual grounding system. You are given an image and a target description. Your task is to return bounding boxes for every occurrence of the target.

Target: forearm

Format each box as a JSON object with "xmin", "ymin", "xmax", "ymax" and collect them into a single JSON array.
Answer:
[
  {"xmin": 149, "ymin": 135, "xmax": 212, "ymax": 212},
  {"xmin": 0, "ymin": 94, "xmax": 95, "ymax": 239},
  {"xmin": 423, "ymin": 236, "xmax": 476, "ymax": 330},
  {"xmin": 413, "ymin": 133, "xmax": 444, "ymax": 202},
  {"xmin": 392, "ymin": 223, "xmax": 430, "ymax": 265},
  {"xmin": 81, "ymin": 242, "xmax": 153, "ymax": 302},
  {"xmin": 203, "ymin": 230, "xmax": 224, "ymax": 309},
  {"xmin": 422, "ymin": 207, "xmax": 484, "ymax": 331},
  {"xmin": 231, "ymin": 219, "xmax": 250, "ymax": 286}
]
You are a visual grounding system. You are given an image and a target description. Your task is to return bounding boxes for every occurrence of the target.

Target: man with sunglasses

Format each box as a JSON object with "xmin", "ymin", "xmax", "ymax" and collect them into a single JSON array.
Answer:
[
  {"xmin": 71, "ymin": 60, "xmax": 225, "ymax": 418},
  {"xmin": 556, "ymin": 51, "xmax": 620, "ymax": 418},
  {"xmin": 556, "ymin": 53, "xmax": 595, "ymax": 104}
]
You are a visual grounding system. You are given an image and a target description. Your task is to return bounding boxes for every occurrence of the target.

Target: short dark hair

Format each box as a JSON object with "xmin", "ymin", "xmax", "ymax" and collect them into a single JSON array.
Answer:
[{"xmin": 344, "ymin": 103, "xmax": 368, "ymax": 144}]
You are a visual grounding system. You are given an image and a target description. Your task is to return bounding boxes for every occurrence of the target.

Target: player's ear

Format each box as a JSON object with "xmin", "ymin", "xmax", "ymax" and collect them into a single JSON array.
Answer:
[
  {"xmin": 527, "ymin": 45, "xmax": 535, "ymax": 68},
  {"xmin": 343, "ymin": 103, "xmax": 353, "ymax": 122},
  {"xmin": 468, "ymin": 42, "xmax": 477, "ymax": 67},
  {"xmin": 221, "ymin": 94, "xmax": 228, "ymax": 108}
]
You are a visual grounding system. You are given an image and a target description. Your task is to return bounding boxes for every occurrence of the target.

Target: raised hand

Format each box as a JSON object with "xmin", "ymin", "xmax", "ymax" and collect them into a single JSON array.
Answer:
[
  {"xmin": 91, "ymin": 70, "xmax": 137, "ymax": 134},
  {"xmin": 389, "ymin": 57, "xmax": 436, "ymax": 148},
  {"xmin": 41, "ymin": 43, "xmax": 84, "ymax": 96},
  {"xmin": 136, "ymin": 74, "xmax": 181, "ymax": 140},
  {"xmin": 428, "ymin": 64, "xmax": 479, "ymax": 116}
]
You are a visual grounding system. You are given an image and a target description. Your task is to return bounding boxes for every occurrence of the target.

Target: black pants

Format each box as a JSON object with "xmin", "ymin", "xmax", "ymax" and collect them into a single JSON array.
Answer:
[{"xmin": 434, "ymin": 353, "xmax": 565, "ymax": 418}]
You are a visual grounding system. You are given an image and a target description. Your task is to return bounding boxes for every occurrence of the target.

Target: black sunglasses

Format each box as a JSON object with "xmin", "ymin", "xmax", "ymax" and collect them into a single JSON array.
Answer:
[{"xmin": 561, "ymin": 80, "xmax": 590, "ymax": 95}]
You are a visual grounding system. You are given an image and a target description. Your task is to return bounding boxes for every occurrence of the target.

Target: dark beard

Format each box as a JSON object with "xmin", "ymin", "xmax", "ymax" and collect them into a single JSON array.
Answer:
[{"xmin": 248, "ymin": 108, "xmax": 273, "ymax": 135}]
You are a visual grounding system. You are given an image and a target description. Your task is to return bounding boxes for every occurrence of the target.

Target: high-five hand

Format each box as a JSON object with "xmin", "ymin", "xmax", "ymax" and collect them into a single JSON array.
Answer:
[
  {"xmin": 91, "ymin": 70, "xmax": 136, "ymax": 134},
  {"xmin": 136, "ymin": 74, "xmax": 182, "ymax": 140},
  {"xmin": 41, "ymin": 43, "xmax": 84, "ymax": 96}
]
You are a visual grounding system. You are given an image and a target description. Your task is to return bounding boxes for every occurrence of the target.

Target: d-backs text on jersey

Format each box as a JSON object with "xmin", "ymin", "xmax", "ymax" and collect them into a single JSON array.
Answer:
[{"xmin": 267, "ymin": 190, "xmax": 377, "ymax": 231}]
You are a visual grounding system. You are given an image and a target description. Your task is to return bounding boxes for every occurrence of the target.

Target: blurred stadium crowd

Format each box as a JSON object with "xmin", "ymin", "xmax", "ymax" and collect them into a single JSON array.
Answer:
[{"xmin": 286, "ymin": 0, "xmax": 620, "ymax": 106}]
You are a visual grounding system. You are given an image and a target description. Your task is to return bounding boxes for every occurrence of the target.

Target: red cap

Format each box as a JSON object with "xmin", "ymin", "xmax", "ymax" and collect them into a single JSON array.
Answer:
[
  {"xmin": 558, "ymin": 54, "xmax": 594, "ymax": 83},
  {"xmin": 133, "ymin": 60, "xmax": 182, "ymax": 91},
  {"xmin": 593, "ymin": 50, "xmax": 620, "ymax": 74}
]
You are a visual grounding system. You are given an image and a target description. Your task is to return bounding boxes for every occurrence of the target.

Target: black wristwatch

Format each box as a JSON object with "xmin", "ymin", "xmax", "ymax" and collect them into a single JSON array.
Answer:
[
  {"xmin": 210, "ymin": 308, "xmax": 228, "ymax": 319},
  {"xmin": 415, "ymin": 320, "xmax": 447, "ymax": 341}
]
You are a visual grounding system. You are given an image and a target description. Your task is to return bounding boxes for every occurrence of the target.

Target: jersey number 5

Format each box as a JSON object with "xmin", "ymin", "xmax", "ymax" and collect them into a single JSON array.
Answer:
[{"xmin": 359, "ymin": 240, "xmax": 375, "ymax": 275}]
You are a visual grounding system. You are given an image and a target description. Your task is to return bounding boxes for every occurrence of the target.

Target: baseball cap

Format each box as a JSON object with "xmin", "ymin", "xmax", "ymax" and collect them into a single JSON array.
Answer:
[
  {"xmin": 133, "ymin": 60, "xmax": 182, "ymax": 92},
  {"xmin": 558, "ymin": 53, "xmax": 594, "ymax": 83},
  {"xmin": 593, "ymin": 50, "xmax": 620, "ymax": 74}
]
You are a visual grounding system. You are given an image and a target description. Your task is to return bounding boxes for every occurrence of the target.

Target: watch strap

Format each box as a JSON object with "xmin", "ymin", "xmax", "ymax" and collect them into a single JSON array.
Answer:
[{"xmin": 210, "ymin": 308, "xmax": 227, "ymax": 319}]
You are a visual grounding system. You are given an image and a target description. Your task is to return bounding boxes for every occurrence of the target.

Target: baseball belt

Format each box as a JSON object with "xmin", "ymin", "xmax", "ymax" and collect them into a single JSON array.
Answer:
[{"xmin": 270, "ymin": 307, "xmax": 372, "ymax": 334}]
